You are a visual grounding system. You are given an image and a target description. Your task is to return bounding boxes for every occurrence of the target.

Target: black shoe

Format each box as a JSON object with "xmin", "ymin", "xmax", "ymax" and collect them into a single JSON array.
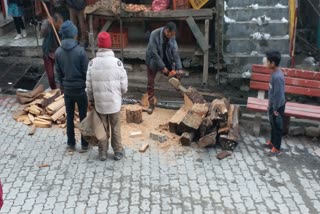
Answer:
[
  {"xmin": 67, "ymin": 145, "xmax": 76, "ymax": 151},
  {"xmin": 80, "ymin": 145, "xmax": 89, "ymax": 153},
  {"xmin": 114, "ymin": 151, "xmax": 125, "ymax": 161}
]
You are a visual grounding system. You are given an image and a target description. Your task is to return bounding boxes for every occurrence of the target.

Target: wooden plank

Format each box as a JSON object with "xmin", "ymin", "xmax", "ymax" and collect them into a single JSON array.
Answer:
[
  {"xmin": 250, "ymin": 81, "xmax": 320, "ymax": 97},
  {"xmin": 202, "ymin": 19, "xmax": 209, "ymax": 85},
  {"xmin": 251, "ymin": 73, "xmax": 320, "ymax": 89},
  {"xmin": 252, "ymin": 64, "xmax": 320, "ymax": 81},
  {"xmin": 248, "ymin": 97, "xmax": 320, "ymax": 113},
  {"xmin": 186, "ymin": 16, "xmax": 209, "ymax": 52}
]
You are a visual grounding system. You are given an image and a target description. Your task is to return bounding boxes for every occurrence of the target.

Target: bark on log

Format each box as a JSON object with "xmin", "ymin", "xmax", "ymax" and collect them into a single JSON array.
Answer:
[
  {"xmin": 16, "ymin": 84, "xmax": 45, "ymax": 98},
  {"xmin": 198, "ymin": 132, "xmax": 217, "ymax": 148},
  {"xmin": 180, "ymin": 131, "xmax": 195, "ymax": 146},
  {"xmin": 169, "ymin": 105, "xmax": 189, "ymax": 133},
  {"xmin": 185, "ymin": 87, "xmax": 206, "ymax": 104},
  {"xmin": 126, "ymin": 105, "xmax": 143, "ymax": 124},
  {"xmin": 40, "ymin": 89, "xmax": 61, "ymax": 107}
]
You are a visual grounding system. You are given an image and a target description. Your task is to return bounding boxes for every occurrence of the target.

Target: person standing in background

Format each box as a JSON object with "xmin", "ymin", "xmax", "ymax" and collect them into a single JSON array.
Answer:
[
  {"xmin": 65, "ymin": 0, "xmax": 87, "ymax": 47},
  {"xmin": 40, "ymin": 13, "xmax": 64, "ymax": 89},
  {"xmin": 8, "ymin": 0, "xmax": 26, "ymax": 40}
]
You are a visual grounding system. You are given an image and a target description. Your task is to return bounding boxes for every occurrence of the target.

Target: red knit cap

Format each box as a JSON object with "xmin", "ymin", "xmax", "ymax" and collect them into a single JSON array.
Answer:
[{"xmin": 98, "ymin": 32, "xmax": 112, "ymax": 49}]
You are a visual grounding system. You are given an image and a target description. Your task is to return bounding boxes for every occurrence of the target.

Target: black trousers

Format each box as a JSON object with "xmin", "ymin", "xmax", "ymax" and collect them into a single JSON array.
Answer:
[
  {"xmin": 13, "ymin": 17, "xmax": 25, "ymax": 34},
  {"xmin": 64, "ymin": 92, "xmax": 88, "ymax": 147},
  {"xmin": 269, "ymin": 105, "xmax": 286, "ymax": 150}
]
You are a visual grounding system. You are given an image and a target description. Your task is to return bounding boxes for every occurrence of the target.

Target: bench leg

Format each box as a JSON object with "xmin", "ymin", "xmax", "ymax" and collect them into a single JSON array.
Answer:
[
  {"xmin": 253, "ymin": 112, "xmax": 262, "ymax": 137},
  {"xmin": 282, "ymin": 116, "xmax": 290, "ymax": 136}
]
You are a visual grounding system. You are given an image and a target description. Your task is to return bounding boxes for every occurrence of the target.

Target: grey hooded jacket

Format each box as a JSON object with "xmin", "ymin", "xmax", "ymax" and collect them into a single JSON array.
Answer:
[{"xmin": 146, "ymin": 27, "xmax": 182, "ymax": 72}]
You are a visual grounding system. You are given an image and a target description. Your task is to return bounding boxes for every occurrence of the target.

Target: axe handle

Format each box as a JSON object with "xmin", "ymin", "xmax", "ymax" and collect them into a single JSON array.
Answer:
[{"xmin": 41, "ymin": 1, "xmax": 61, "ymax": 46}]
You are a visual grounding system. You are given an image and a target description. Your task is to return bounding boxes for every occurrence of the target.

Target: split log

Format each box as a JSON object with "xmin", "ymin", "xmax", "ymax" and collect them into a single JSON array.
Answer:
[
  {"xmin": 199, "ymin": 117, "xmax": 218, "ymax": 138},
  {"xmin": 227, "ymin": 105, "xmax": 240, "ymax": 142},
  {"xmin": 40, "ymin": 89, "xmax": 61, "ymax": 107},
  {"xmin": 54, "ymin": 94, "xmax": 64, "ymax": 102},
  {"xmin": 191, "ymin": 103, "xmax": 209, "ymax": 117},
  {"xmin": 198, "ymin": 132, "xmax": 217, "ymax": 148},
  {"xmin": 216, "ymin": 151, "xmax": 232, "ymax": 160},
  {"xmin": 33, "ymin": 118, "xmax": 52, "ymax": 128},
  {"xmin": 28, "ymin": 114, "xmax": 35, "ymax": 123},
  {"xmin": 126, "ymin": 105, "xmax": 143, "ymax": 124},
  {"xmin": 16, "ymin": 84, "xmax": 45, "ymax": 98},
  {"xmin": 46, "ymin": 98, "xmax": 64, "ymax": 114},
  {"xmin": 28, "ymin": 105, "xmax": 42, "ymax": 116},
  {"xmin": 169, "ymin": 105, "xmax": 189, "ymax": 133},
  {"xmin": 28, "ymin": 125, "xmax": 37, "ymax": 135},
  {"xmin": 177, "ymin": 111, "xmax": 203, "ymax": 134},
  {"xmin": 37, "ymin": 115, "xmax": 52, "ymax": 121},
  {"xmin": 51, "ymin": 107, "xmax": 66, "ymax": 122},
  {"xmin": 16, "ymin": 115, "xmax": 29, "ymax": 122},
  {"xmin": 13, "ymin": 111, "xmax": 27, "ymax": 120},
  {"xmin": 23, "ymin": 118, "xmax": 32, "ymax": 125},
  {"xmin": 180, "ymin": 131, "xmax": 195, "ymax": 146},
  {"xmin": 227, "ymin": 104, "xmax": 235, "ymax": 129},
  {"xmin": 208, "ymin": 98, "xmax": 229, "ymax": 121}
]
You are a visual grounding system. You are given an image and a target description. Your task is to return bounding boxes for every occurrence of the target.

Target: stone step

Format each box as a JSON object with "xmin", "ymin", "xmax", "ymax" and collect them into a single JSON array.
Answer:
[
  {"xmin": 224, "ymin": 37, "xmax": 290, "ymax": 54},
  {"xmin": 226, "ymin": 0, "xmax": 288, "ymax": 8},
  {"xmin": 225, "ymin": 21, "xmax": 289, "ymax": 38},
  {"xmin": 225, "ymin": 7, "xmax": 288, "ymax": 22}
]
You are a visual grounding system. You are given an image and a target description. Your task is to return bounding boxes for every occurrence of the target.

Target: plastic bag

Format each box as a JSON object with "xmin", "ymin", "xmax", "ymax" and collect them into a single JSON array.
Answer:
[
  {"xmin": 151, "ymin": 0, "xmax": 169, "ymax": 11},
  {"xmin": 78, "ymin": 108, "xmax": 108, "ymax": 146}
]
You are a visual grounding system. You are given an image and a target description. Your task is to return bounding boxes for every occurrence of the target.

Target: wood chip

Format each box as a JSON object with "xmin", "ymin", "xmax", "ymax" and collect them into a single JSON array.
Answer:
[
  {"xmin": 38, "ymin": 164, "xmax": 50, "ymax": 168},
  {"xmin": 139, "ymin": 143, "xmax": 149, "ymax": 152},
  {"xmin": 130, "ymin": 131, "xmax": 142, "ymax": 137}
]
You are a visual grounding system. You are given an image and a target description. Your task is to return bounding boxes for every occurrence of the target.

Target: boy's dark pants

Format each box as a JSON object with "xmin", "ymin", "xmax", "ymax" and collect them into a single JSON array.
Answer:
[
  {"xmin": 269, "ymin": 105, "xmax": 285, "ymax": 150},
  {"xmin": 64, "ymin": 92, "xmax": 88, "ymax": 147}
]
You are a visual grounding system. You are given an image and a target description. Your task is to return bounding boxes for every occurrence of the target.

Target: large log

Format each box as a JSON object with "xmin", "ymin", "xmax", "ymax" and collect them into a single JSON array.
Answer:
[
  {"xmin": 191, "ymin": 103, "xmax": 209, "ymax": 117},
  {"xmin": 198, "ymin": 132, "xmax": 217, "ymax": 148},
  {"xmin": 169, "ymin": 105, "xmax": 189, "ymax": 133},
  {"xmin": 177, "ymin": 111, "xmax": 203, "ymax": 134},
  {"xmin": 126, "ymin": 105, "xmax": 143, "ymax": 124},
  {"xmin": 180, "ymin": 131, "xmax": 195, "ymax": 146},
  {"xmin": 16, "ymin": 84, "xmax": 45, "ymax": 98},
  {"xmin": 40, "ymin": 89, "xmax": 61, "ymax": 107}
]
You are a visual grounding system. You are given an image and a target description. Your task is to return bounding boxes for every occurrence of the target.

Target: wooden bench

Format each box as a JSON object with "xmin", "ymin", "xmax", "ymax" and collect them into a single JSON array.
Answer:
[{"xmin": 247, "ymin": 64, "xmax": 320, "ymax": 136}]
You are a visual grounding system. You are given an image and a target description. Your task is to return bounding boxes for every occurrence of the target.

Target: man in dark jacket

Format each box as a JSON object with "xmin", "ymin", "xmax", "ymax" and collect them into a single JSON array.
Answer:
[
  {"xmin": 65, "ymin": 0, "xmax": 87, "ymax": 46},
  {"xmin": 55, "ymin": 20, "xmax": 89, "ymax": 152},
  {"xmin": 41, "ymin": 13, "xmax": 63, "ymax": 89},
  {"xmin": 145, "ymin": 22, "xmax": 183, "ymax": 114}
]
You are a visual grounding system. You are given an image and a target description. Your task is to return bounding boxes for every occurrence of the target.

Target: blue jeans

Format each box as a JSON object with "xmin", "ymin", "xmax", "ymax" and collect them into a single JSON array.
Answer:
[
  {"xmin": 269, "ymin": 105, "xmax": 285, "ymax": 150},
  {"xmin": 64, "ymin": 92, "xmax": 88, "ymax": 147}
]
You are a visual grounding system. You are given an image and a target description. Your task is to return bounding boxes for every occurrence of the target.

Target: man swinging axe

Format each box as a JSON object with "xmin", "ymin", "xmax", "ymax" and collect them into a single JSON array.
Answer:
[{"xmin": 145, "ymin": 22, "xmax": 184, "ymax": 114}]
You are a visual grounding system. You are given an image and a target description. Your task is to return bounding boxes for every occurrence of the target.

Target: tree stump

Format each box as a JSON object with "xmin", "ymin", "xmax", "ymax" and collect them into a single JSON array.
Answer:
[{"xmin": 126, "ymin": 105, "xmax": 143, "ymax": 124}]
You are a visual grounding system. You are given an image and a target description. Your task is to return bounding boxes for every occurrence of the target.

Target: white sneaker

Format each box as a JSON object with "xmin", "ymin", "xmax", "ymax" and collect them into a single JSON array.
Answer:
[
  {"xmin": 21, "ymin": 30, "xmax": 27, "ymax": 38},
  {"xmin": 14, "ymin": 34, "xmax": 23, "ymax": 40}
]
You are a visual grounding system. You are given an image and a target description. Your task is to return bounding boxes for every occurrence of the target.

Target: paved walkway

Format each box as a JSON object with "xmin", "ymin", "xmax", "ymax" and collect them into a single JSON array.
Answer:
[{"xmin": 0, "ymin": 94, "xmax": 320, "ymax": 214}]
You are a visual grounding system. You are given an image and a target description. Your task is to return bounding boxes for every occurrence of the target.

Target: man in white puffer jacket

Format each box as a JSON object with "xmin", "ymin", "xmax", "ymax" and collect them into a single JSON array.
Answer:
[{"xmin": 86, "ymin": 32, "xmax": 128, "ymax": 161}]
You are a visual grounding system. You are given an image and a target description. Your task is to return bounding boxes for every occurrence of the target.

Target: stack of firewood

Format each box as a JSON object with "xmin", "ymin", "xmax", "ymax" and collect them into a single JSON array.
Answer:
[
  {"xmin": 168, "ymin": 87, "xmax": 240, "ymax": 151},
  {"xmin": 13, "ymin": 85, "xmax": 76, "ymax": 132}
]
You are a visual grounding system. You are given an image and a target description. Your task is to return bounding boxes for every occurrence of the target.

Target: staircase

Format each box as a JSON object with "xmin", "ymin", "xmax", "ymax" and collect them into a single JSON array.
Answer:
[{"xmin": 223, "ymin": 0, "xmax": 291, "ymax": 79}]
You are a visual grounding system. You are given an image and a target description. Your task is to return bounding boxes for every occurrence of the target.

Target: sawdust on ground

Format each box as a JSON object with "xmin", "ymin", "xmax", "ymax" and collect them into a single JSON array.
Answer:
[{"xmin": 120, "ymin": 105, "xmax": 179, "ymax": 148}]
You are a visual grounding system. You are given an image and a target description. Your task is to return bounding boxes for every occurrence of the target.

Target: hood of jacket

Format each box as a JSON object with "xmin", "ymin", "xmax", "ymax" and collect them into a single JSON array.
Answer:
[
  {"xmin": 96, "ymin": 48, "xmax": 115, "ymax": 58},
  {"xmin": 61, "ymin": 39, "xmax": 79, "ymax": 51}
]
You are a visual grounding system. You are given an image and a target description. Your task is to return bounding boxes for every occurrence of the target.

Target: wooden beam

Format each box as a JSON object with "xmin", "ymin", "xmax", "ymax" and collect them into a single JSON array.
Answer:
[
  {"xmin": 202, "ymin": 19, "xmax": 209, "ymax": 85},
  {"xmin": 89, "ymin": 15, "xmax": 95, "ymax": 58},
  {"xmin": 186, "ymin": 16, "xmax": 209, "ymax": 52}
]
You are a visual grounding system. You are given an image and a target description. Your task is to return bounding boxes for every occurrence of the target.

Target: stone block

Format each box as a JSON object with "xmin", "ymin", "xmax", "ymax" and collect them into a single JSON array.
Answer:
[
  {"xmin": 150, "ymin": 131, "xmax": 168, "ymax": 143},
  {"xmin": 305, "ymin": 127, "xmax": 320, "ymax": 138},
  {"xmin": 289, "ymin": 126, "xmax": 305, "ymax": 136}
]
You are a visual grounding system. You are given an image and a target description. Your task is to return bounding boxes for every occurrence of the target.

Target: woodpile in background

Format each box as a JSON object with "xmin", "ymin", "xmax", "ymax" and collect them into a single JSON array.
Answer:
[
  {"xmin": 13, "ymin": 85, "xmax": 78, "ymax": 134},
  {"xmin": 168, "ymin": 86, "xmax": 240, "ymax": 151}
]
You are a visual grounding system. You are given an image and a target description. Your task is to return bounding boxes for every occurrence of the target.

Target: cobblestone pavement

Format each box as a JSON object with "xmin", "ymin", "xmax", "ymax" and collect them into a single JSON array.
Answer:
[{"xmin": 0, "ymin": 94, "xmax": 320, "ymax": 214}]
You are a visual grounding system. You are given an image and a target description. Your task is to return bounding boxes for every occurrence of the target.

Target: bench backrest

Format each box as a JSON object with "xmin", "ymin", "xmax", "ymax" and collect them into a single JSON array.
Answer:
[{"xmin": 250, "ymin": 64, "xmax": 320, "ymax": 97}]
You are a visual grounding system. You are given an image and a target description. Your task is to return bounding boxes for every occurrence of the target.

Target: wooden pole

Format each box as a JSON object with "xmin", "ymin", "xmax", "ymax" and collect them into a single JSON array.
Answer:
[
  {"xmin": 41, "ymin": 1, "xmax": 61, "ymax": 46},
  {"xmin": 202, "ymin": 19, "xmax": 209, "ymax": 86},
  {"xmin": 89, "ymin": 15, "xmax": 95, "ymax": 58}
]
